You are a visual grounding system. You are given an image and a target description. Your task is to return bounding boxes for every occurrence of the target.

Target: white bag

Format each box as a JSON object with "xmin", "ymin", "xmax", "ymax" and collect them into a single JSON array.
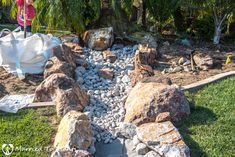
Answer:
[{"xmin": 0, "ymin": 29, "xmax": 61, "ymax": 78}]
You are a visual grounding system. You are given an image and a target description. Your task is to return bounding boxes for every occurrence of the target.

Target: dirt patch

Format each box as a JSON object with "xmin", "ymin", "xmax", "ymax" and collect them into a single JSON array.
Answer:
[
  {"xmin": 155, "ymin": 42, "xmax": 235, "ymax": 86},
  {"xmin": 0, "ymin": 67, "xmax": 43, "ymax": 98}
]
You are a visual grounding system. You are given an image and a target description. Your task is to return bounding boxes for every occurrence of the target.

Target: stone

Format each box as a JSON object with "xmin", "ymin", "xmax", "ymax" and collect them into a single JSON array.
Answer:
[
  {"xmin": 44, "ymin": 56, "xmax": 75, "ymax": 79},
  {"xmin": 82, "ymin": 27, "xmax": 114, "ymax": 51},
  {"xmin": 52, "ymin": 44, "xmax": 76, "ymax": 68},
  {"xmin": 116, "ymin": 122, "xmax": 137, "ymax": 139},
  {"xmin": 144, "ymin": 151, "xmax": 161, "ymax": 157},
  {"xmin": 141, "ymin": 34, "xmax": 158, "ymax": 49},
  {"xmin": 193, "ymin": 53, "xmax": 214, "ymax": 70},
  {"xmin": 51, "ymin": 148, "xmax": 92, "ymax": 157},
  {"xmin": 103, "ymin": 50, "xmax": 117, "ymax": 63},
  {"xmin": 137, "ymin": 121, "xmax": 190, "ymax": 157},
  {"xmin": 98, "ymin": 68, "xmax": 114, "ymax": 80},
  {"xmin": 155, "ymin": 112, "xmax": 171, "ymax": 123},
  {"xmin": 135, "ymin": 143, "xmax": 148, "ymax": 155},
  {"xmin": 130, "ymin": 44, "xmax": 157, "ymax": 86},
  {"xmin": 34, "ymin": 73, "xmax": 89, "ymax": 116},
  {"xmin": 54, "ymin": 111, "xmax": 93, "ymax": 150},
  {"xmin": 65, "ymin": 42, "xmax": 83, "ymax": 55},
  {"xmin": 132, "ymin": 135, "xmax": 140, "ymax": 147},
  {"xmin": 124, "ymin": 82, "xmax": 190, "ymax": 126},
  {"xmin": 172, "ymin": 66, "xmax": 183, "ymax": 73},
  {"xmin": 178, "ymin": 57, "xmax": 187, "ymax": 65}
]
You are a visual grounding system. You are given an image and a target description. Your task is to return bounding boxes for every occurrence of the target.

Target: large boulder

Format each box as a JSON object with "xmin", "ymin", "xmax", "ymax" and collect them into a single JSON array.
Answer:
[
  {"xmin": 82, "ymin": 27, "xmax": 114, "ymax": 51},
  {"xmin": 54, "ymin": 111, "xmax": 93, "ymax": 151},
  {"xmin": 34, "ymin": 73, "xmax": 89, "ymax": 116},
  {"xmin": 44, "ymin": 56, "xmax": 75, "ymax": 79},
  {"xmin": 124, "ymin": 82, "xmax": 190, "ymax": 126},
  {"xmin": 193, "ymin": 52, "xmax": 214, "ymax": 70},
  {"xmin": 51, "ymin": 148, "xmax": 92, "ymax": 157},
  {"xmin": 137, "ymin": 121, "xmax": 190, "ymax": 157},
  {"xmin": 52, "ymin": 44, "xmax": 77, "ymax": 68}
]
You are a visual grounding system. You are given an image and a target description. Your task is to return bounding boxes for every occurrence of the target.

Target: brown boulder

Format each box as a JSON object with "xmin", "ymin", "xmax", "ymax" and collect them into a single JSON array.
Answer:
[
  {"xmin": 54, "ymin": 111, "xmax": 93, "ymax": 151},
  {"xmin": 102, "ymin": 50, "xmax": 117, "ymax": 63},
  {"xmin": 82, "ymin": 27, "xmax": 114, "ymax": 51},
  {"xmin": 137, "ymin": 121, "xmax": 190, "ymax": 157},
  {"xmin": 44, "ymin": 56, "xmax": 75, "ymax": 79},
  {"xmin": 193, "ymin": 53, "xmax": 214, "ymax": 70},
  {"xmin": 34, "ymin": 73, "xmax": 89, "ymax": 116},
  {"xmin": 65, "ymin": 42, "xmax": 84, "ymax": 55},
  {"xmin": 52, "ymin": 44, "xmax": 76, "ymax": 68},
  {"xmin": 98, "ymin": 68, "xmax": 114, "ymax": 80},
  {"xmin": 124, "ymin": 82, "xmax": 190, "ymax": 126}
]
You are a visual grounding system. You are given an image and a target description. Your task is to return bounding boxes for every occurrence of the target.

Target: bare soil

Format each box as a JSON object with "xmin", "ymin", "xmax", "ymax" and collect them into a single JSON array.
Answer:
[
  {"xmin": 155, "ymin": 41, "xmax": 235, "ymax": 86},
  {"xmin": 0, "ymin": 67, "xmax": 43, "ymax": 98}
]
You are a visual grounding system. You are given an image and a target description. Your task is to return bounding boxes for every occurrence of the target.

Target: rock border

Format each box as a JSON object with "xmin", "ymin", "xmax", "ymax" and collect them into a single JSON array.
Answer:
[{"xmin": 181, "ymin": 70, "xmax": 235, "ymax": 92}]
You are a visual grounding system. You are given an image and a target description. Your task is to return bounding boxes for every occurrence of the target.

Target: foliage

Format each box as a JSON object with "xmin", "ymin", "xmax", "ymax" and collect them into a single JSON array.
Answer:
[
  {"xmin": 177, "ymin": 77, "xmax": 235, "ymax": 156},
  {"xmin": 186, "ymin": 15, "xmax": 215, "ymax": 39},
  {"xmin": 0, "ymin": 108, "xmax": 57, "ymax": 157}
]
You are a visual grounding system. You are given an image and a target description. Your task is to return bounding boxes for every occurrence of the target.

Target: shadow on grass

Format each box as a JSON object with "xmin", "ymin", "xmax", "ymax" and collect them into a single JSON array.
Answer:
[{"xmin": 176, "ymin": 106, "xmax": 217, "ymax": 157}]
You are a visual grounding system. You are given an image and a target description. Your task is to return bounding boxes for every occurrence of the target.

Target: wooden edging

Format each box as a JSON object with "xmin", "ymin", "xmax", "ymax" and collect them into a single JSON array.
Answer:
[
  {"xmin": 181, "ymin": 71, "xmax": 235, "ymax": 92},
  {"xmin": 24, "ymin": 101, "xmax": 54, "ymax": 108}
]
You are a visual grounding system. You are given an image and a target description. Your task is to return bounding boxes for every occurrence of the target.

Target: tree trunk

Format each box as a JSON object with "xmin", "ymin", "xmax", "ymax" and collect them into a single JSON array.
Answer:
[{"xmin": 213, "ymin": 24, "xmax": 222, "ymax": 45}]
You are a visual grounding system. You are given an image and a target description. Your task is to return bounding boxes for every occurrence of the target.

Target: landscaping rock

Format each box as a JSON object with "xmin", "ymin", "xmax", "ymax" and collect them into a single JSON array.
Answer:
[
  {"xmin": 124, "ymin": 82, "xmax": 190, "ymax": 126},
  {"xmin": 116, "ymin": 122, "xmax": 137, "ymax": 139},
  {"xmin": 102, "ymin": 50, "xmax": 117, "ymax": 63},
  {"xmin": 82, "ymin": 27, "xmax": 114, "ymax": 51},
  {"xmin": 178, "ymin": 57, "xmax": 187, "ymax": 65},
  {"xmin": 193, "ymin": 53, "xmax": 214, "ymax": 70},
  {"xmin": 98, "ymin": 68, "xmax": 114, "ymax": 80},
  {"xmin": 52, "ymin": 44, "xmax": 76, "ymax": 68},
  {"xmin": 34, "ymin": 73, "xmax": 89, "ymax": 116},
  {"xmin": 137, "ymin": 121, "xmax": 190, "ymax": 157},
  {"xmin": 130, "ymin": 44, "xmax": 157, "ymax": 86},
  {"xmin": 44, "ymin": 56, "xmax": 75, "ymax": 79},
  {"xmin": 140, "ymin": 34, "xmax": 158, "ymax": 49},
  {"xmin": 54, "ymin": 111, "xmax": 93, "ymax": 150},
  {"xmin": 136, "ymin": 143, "xmax": 149, "ymax": 155},
  {"xmin": 51, "ymin": 148, "xmax": 92, "ymax": 157},
  {"xmin": 65, "ymin": 42, "xmax": 83, "ymax": 55}
]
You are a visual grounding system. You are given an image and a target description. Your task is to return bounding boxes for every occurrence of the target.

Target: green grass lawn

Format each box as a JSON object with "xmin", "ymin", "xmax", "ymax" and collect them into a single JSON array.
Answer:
[
  {"xmin": 0, "ymin": 107, "xmax": 58, "ymax": 157},
  {"xmin": 177, "ymin": 77, "xmax": 235, "ymax": 157}
]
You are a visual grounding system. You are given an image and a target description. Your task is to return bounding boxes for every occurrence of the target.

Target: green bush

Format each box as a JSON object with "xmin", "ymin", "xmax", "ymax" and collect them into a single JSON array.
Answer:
[{"xmin": 186, "ymin": 15, "xmax": 214, "ymax": 39}]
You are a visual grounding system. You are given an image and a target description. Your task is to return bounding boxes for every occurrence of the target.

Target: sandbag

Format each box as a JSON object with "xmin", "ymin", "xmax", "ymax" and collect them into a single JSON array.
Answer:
[{"xmin": 0, "ymin": 30, "xmax": 61, "ymax": 78}]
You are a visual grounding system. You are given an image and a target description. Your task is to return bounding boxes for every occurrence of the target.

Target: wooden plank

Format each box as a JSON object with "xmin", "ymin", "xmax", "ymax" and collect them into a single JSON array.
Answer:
[
  {"xmin": 181, "ymin": 71, "xmax": 235, "ymax": 92},
  {"xmin": 24, "ymin": 101, "xmax": 54, "ymax": 109}
]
